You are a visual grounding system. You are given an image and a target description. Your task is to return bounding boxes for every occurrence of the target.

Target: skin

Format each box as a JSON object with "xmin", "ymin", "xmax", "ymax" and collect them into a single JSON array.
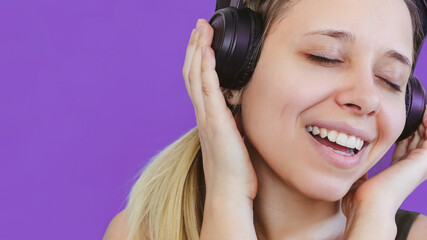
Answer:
[
  {"xmin": 100, "ymin": 0, "xmax": 427, "ymax": 239},
  {"xmin": 244, "ymin": 0, "xmax": 411, "ymax": 201},
  {"xmin": 239, "ymin": 0, "xmax": 412, "ymax": 238},
  {"xmin": 181, "ymin": 0, "xmax": 427, "ymax": 239}
]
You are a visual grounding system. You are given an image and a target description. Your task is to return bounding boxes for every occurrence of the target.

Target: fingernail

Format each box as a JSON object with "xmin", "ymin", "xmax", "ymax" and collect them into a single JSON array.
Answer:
[
  {"xmin": 196, "ymin": 19, "xmax": 202, "ymax": 29},
  {"xmin": 190, "ymin": 28, "xmax": 196, "ymax": 39}
]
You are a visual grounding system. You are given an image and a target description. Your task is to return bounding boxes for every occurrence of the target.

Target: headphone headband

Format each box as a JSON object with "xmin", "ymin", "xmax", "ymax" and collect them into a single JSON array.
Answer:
[
  {"xmin": 416, "ymin": 0, "xmax": 427, "ymax": 34},
  {"xmin": 215, "ymin": 0, "xmax": 243, "ymax": 11},
  {"xmin": 216, "ymin": 0, "xmax": 426, "ymax": 30}
]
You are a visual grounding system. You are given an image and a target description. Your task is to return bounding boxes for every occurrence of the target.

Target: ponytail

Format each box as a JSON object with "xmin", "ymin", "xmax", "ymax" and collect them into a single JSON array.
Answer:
[{"xmin": 125, "ymin": 127, "xmax": 205, "ymax": 240}]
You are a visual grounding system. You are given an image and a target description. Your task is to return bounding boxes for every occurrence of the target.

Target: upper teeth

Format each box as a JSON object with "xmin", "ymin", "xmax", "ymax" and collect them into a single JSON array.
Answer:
[{"xmin": 306, "ymin": 125, "xmax": 364, "ymax": 151}]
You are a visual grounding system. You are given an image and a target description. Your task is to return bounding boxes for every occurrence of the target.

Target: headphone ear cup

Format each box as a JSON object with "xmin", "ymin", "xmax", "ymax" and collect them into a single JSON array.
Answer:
[
  {"xmin": 397, "ymin": 76, "xmax": 426, "ymax": 141},
  {"xmin": 209, "ymin": 7, "xmax": 264, "ymax": 89},
  {"xmin": 233, "ymin": 9, "xmax": 263, "ymax": 89}
]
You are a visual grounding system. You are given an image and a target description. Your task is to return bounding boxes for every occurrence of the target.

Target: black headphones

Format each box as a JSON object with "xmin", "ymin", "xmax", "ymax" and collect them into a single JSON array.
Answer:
[{"xmin": 208, "ymin": 0, "xmax": 427, "ymax": 142}]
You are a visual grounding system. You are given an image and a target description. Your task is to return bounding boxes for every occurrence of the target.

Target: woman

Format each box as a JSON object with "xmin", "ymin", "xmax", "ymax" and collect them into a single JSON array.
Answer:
[{"xmin": 104, "ymin": 0, "xmax": 427, "ymax": 239}]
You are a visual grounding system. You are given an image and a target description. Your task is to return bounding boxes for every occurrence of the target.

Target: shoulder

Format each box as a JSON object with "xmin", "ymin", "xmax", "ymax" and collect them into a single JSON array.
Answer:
[
  {"xmin": 103, "ymin": 210, "xmax": 129, "ymax": 240},
  {"xmin": 408, "ymin": 213, "xmax": 427, "ymax": 240}
]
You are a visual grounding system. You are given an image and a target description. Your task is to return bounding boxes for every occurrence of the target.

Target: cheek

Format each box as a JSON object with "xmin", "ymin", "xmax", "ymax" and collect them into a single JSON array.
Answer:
[
  {"xmin": 240, "ymin": 69, "xmax": 298, "ymax": 166},
  {"xmin": 379, "ymin": 97, "xmax": 406, "ymax": 143},
  {"xmin": 360, "ymin": 99, "xmax": 406, "ymax": 176},
  {"xmin": 241, "ymin": 62, "xmax": 320, "ymax": 146},
  {"xmin": 240, "ymin": 71, "xmax": 326, "ymax": 185},
  {"xmin": 239, "ymin": 54, "xmax": 335, "ymax": 169},
  {"xmin": 246, "ymin": 60, "xmax": 329, "ymax": 118},
  {"xmin": 365, "ymin": 96, "xmax": 406, "ymax": 170}
]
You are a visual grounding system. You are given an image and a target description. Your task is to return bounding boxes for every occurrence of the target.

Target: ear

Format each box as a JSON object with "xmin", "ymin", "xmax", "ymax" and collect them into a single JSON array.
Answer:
[
  {"xmin": 223, "ymin": 89, "xmax": 245, "ymax": 136},
  {"xmin": 224, "ymin": 89, "xmax": 242, "ymax": 106}
]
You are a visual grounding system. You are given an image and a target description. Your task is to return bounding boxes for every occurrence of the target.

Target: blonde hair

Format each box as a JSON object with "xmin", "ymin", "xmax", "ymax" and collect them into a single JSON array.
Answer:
[{"xmin": 124, "ymin": 1, "xmax": 424, "ymax": 239}]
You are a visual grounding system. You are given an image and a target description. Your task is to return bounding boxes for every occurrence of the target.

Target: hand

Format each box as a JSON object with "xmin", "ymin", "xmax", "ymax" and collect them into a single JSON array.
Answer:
[
  {"xmin": 182, "ymin": 18, "xmax": 258, "ymax": 240},
  {"xmin": 342, "ymin": 107, "xmax": 427, "ymax": 239},
  {"xmin": 182, "ymin": 19, "xmax": 258, "ymax": 201}
]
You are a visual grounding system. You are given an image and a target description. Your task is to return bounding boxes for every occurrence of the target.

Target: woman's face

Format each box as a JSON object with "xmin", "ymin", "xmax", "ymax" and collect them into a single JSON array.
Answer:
[{"xmin": 240, "ymin": 0, "xmax": 414, "ymax": 201}]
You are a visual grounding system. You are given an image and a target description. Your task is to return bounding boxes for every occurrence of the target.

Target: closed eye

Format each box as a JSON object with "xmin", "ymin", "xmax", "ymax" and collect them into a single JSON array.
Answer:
[
  {"xmin": 376, "ymin": 76, "xmax": 402, "ymax": 92},
  {"xmin": 307, "ymin": 54, "xmax": 342, "ymax": 64},
  {"xmin": 307, "ymin": 54, "xmax": 403, "ymax": 92}
]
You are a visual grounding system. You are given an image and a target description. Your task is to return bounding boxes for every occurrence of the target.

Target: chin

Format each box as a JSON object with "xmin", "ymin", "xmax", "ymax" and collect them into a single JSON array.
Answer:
[{"xmin": 297, "ymin": 178, "xmax": 351, "ymax": 202}]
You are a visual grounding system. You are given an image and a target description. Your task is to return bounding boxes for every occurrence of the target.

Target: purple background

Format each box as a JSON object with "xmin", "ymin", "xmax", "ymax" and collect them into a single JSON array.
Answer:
[{"xmin": 0, "ymin": 0, "xmax": 426, "ymax": 239}]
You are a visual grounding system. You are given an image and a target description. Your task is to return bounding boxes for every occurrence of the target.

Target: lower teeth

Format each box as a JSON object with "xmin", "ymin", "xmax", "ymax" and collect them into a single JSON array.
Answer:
[{"xmin": 327, "ymin": 147, "xmax": 355, "ymax": 156}]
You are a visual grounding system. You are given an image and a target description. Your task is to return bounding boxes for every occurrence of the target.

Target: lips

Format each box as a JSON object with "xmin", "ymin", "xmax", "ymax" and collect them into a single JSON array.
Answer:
[
  {"xmin": 312, "ymin": 134, "xmax": 357, "ymax": 155},
  {"xmin": 306, "ymin": 128, "xmax": 366, "ymax": 169},
  {"xmin": 307, "ymin": 125, "xmax": 366, "ymax": 151}
]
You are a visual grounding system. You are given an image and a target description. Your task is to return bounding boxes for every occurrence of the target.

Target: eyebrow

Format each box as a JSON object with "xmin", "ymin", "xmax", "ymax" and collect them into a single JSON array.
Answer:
[
  {"xmin": 303, "ymin": 29, "xmax": 412, "ymax": 68},
  {"xmin": 385, "ymin": 50, "xmax": 412, "ymax": 68}
]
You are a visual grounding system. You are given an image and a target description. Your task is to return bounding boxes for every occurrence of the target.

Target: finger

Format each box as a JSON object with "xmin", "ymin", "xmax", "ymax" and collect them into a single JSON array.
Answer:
[
  {"xmin": 418, "ymin": 107, "xmax": 427, "ymax": 142},
  {"xmin": 188, "ymin": 20, "xmax": 208, "ymax": 121},
  {"xmin": 201, "ymin": 46, "xmax": 237, "ymax": 127},
  {"xmin": 367, "ymin": 152, "xmax": 427, "ymax": 211},
  {"xmin": 407, "ymin": 131, "xmax": 420, "ymax": 152},
  {"xmin": 417, "ymin": 123, "xmax": 426, "ymax": 149},
  {"xmin": 200, "ymin": 26, "xmax": 233, "ymax": 124},
  {"xmin": 364, "ymin": 107, "xmax": 427, "ymax": 211},
  {"xmin": 392, "ymin": 137, "xmax": 410, "ymax": 164},
  {"xmin": 415, "ymin": 107, "xmax": 427, "ymax": 149},
  {"xmin": 392, "ymin": 106, "xmax": 427, "ymax": 163},
  {"xmin": 419, "ymin": 123, "xmax": 425, "ymax": 139},
  {"xmin": 422, "ymin": 105, "xmax": 427, "ymax": 127},
  {"xmin": 182, "ymin": 28, "xmax": 199, "ymax": 100}
]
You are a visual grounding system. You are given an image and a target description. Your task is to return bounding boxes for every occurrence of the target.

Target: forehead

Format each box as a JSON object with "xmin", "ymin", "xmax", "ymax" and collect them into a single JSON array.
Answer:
[{"xmin": 271, "ymin": 0, "xmax": 414, "ymax": 56}]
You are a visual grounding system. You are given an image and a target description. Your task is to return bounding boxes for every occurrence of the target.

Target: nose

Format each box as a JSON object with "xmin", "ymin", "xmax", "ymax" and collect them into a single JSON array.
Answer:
[{"xmin": 335, "ymin": 68, "xmax": 381, "ymax": 117}]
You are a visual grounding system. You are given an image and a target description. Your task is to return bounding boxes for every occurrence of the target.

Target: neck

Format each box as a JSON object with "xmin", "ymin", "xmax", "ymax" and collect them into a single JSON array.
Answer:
[{"xmin": 245, "ymin": 140, "xmax": 347, "ymax": 240}]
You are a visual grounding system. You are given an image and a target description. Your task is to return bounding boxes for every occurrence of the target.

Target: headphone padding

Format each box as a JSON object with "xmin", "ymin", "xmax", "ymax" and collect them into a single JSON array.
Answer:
[
  {"xmin": 397, "ymin": 76, "xmax": 426, "ymax": 141},
  {"xmin": 232, "ymin": 9, "xmax": 263, "ymax": 89},
  {"xmin": 209, "ymin": 7, "xmax": 264, "ymax": 89}
]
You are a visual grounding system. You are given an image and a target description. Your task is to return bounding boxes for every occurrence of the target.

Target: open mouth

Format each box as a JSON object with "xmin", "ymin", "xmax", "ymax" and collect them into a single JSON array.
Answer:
[{"xmin": 306, "ymin": 125, "xmax": 366, "ymax": 156}]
